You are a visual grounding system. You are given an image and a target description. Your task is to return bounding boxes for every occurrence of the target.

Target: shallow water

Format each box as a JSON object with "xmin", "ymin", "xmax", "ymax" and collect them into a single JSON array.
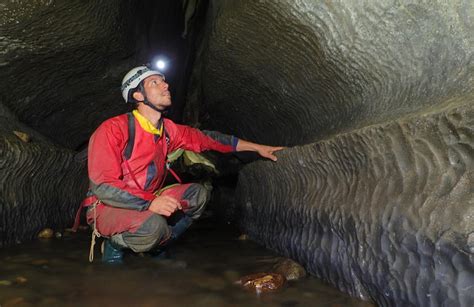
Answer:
[{"xmin": 0, "ymin": 218, "xmax": 374, "ymax": 307}]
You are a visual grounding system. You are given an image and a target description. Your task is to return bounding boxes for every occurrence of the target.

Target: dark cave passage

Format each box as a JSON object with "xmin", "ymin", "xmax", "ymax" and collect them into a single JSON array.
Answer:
[{"xmin": 0, "ymin": 1, "xmax": 472, "ymax": 306}]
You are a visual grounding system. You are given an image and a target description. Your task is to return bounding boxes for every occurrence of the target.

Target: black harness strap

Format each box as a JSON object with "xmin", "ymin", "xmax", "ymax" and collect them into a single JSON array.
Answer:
[
  {"xmin": 124, "ymin": 112, "xmax": 135, "ymax": 160},
  {"xmin": 123, "ymin": 112, "xmax": 181, "ymax": 185},
  {"xmin": 124, "ymin": 113, "xmax": 169, "ymax": 158}
]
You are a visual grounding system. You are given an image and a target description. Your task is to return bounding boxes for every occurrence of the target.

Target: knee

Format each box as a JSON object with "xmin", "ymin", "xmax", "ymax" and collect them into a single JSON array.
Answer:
[
  {"xmin": 183, "ymin": 184, "xmax": 210, "ymax": 219},
  {"xmin": 122, "ymin": 214, "xmax": 171, "ymax": 253},
  {"xmin": 145, "ymin": 214, "xmax": 171, "ymax": 241}
]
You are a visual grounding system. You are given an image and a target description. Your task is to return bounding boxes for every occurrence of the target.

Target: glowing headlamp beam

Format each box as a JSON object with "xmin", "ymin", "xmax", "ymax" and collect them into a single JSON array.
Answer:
[{"xmin": 155, "ymin": 60, "xmax": 166, "ymax": 70}]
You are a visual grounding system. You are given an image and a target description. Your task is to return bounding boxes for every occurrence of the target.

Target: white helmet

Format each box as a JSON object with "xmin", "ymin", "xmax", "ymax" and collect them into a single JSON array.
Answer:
[{"xmin": 121, "ymin": 66, "xmax": 164, "ymax": 103}]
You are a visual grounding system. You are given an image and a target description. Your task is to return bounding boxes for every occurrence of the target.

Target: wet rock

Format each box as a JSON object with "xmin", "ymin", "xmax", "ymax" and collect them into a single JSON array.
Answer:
[
  {"xmin": 15, "ymin": 276, "xmax": 28, "ymax": 284},
  {"xmin": 37, "ymin": 228, "xmax": 54, "ymax": 239},
  {"xmin": 273, "ymin": 258, "xmax": 307, "ymax": 281},
  {"xmin": 238, "ymin": 234, "xmax": 249, "ymax": 241},
  {"xmin": 237, "ymin": 272, "xmax": 286, "ymax": 293},
  {"xmin": 13, "ymin": 131, "xmax": 30, "ymax": 143},
  {"xmin": 0, "ymin": 280, "xmax": 12, "ymax": 286}
]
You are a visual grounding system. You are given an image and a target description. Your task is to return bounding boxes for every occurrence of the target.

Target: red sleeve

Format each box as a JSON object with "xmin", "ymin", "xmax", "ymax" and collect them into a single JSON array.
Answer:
[
  {"xmin": 164, "ymin": 119, "xmax": 237, "ymax": 153},
  {"xmin": 88, "ymin": 117, "xmax": 155, "ymax": 211}
]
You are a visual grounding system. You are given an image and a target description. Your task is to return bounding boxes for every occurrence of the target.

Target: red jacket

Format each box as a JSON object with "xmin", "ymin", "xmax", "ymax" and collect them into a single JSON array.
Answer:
[{"xmin": 85, "ymin": 113, "xmax": 237, "ymax": 211}]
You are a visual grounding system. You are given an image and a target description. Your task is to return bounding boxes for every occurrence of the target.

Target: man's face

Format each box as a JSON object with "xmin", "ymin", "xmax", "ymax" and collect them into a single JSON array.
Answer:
[{"xmin": 142, "ymin": 74, "xmax": 171, "ymax": 110}]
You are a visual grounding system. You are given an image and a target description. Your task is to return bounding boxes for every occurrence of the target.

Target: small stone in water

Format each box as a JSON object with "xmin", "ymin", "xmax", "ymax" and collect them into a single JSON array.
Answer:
[
  {"xmin": 272, "ymin": 258, "xmax": 307, "ymax": 281},
  {"xmin": 238, "ymin": 234, "xmax": 249, "ymax": 240},
  {"xmin": 15, "ymin": 276, "xmax": 28, "ymax": 284},
  {"xmin": 236, "ymin": 272, "xmax": 285, "ymax": 293},
  {"xmin": 0, "ymin": 280, "xmax": 12, "ymax": 286},
  {"xmin": 38, "ymin": 228, "xmax": 54, "ymax": 239}
]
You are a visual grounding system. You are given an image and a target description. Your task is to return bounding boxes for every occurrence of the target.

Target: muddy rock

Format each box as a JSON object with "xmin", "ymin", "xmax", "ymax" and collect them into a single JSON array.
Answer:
[
  {"xmin": 13, "ymin": 131, "xmax": 30, "ymax": 143},
  {"xmin": 238, "ymin": 234, "xmax": 249, "ymax": 241},
  {"xmin": 15, "ymin": 276, "xmax": 28, "ymax": 284},
  {"xmin": 273, "ymin": 258, "xmax": 307, "ymax": 281},
  {"xmin": 0, "ymin": 280, "xmax": 12, "ymax": 286},
  {"xmin": 237, "ymin": 272, "xmax": 285, "ymax": 293},
  {"xmin": 37, "ymin": 228, "xmax": 54, "ymax": 239}
]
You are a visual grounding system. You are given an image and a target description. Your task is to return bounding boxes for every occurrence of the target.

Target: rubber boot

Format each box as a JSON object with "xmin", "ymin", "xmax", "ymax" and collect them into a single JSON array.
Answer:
[
  {"xmin": 169, "ymin": 215, "xmax": 193, "ymax": 241},
  {"xmin": 102, "ymin": 239, "xmax": 124, "ymax": 264},
  {"xmin": 150, "ymin": 215, "xmax": 193, "ymax": 262}
]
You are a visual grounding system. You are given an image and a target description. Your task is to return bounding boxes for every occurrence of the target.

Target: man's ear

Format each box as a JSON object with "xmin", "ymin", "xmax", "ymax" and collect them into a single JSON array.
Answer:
[{"xmin": 132, "ymin": 91, "xmax": 144, "ymax": 102}]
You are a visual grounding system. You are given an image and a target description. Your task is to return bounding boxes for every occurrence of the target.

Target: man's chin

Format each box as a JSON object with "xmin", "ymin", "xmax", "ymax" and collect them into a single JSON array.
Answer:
[{"xmin": 157, "ymin": 101, "xmax": 172, "ymax": 111}]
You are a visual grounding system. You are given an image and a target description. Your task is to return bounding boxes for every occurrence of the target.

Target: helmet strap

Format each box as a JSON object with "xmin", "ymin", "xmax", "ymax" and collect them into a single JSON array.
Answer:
[{"xmin": 138, "ymin": 83, "xmax": 167, "ymax": 113}]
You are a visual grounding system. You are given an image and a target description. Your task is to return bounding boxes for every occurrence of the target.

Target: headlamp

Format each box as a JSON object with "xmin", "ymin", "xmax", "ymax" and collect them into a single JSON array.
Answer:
[{"xmin": 156, "ymin": 60, "xmax": 166, "ymax": 70}]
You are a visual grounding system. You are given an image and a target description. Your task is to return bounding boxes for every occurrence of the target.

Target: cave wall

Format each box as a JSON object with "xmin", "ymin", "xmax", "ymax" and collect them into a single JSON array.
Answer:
[
  {"xmin": 236, "ymin": 101, "xmax": 473, "ymax": 306},
  {"xmin": 0, "ymin": 103, "xmax": 87, "ymax": 247},
  {"xmin": 190, "ymin": 0, "xmax": 472, "ymax": 146},
  {"xmin": 0, "ymin": 0, "xmax": 138, "ymax": 149},
  {"xmin": 188, "ymin": 0, "xmax": 474, "ymax": 306}
]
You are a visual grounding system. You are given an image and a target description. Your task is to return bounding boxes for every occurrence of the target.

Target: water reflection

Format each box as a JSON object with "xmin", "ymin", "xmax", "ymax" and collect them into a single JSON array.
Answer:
[{"xmin": 0, "ymin": 219, "xmax": 374, "ymax": 307}]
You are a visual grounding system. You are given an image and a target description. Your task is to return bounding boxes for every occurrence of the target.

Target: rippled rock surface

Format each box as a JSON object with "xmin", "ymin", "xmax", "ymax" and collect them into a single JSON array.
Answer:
[
  {"xmin": 188, "ymin": 1, "xmax": 474, "ymax": 305},
  {"xmin": 0, "ymin": 108, "xmax": 87, "ymax": 247},
  {"xmin": 190, "ymin": 1, "xmax": 472, "ymax": 147},
  {"xmin": 236, "ymin": 102, "xmax": 473, "ymax": 306}
]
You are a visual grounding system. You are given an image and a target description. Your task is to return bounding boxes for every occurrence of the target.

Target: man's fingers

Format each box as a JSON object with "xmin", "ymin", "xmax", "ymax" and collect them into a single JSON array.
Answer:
[
  {"xmin": 260, "ymin": 150, "xmax": 278, "ymax": 161},
  {"xmin": 272, "ymin": 146, "xmax": 285, "ymax": 152},
  {"xmin": 268, "ymin": 153, "xmax": 278, "ymax": 161},
  {"xmin": 166, "ymin": 202, "xmax": 178, "ymax": 212},
  {"xmin": 165, "ymin": 196, "xmax": 180, "ymax": 205}
]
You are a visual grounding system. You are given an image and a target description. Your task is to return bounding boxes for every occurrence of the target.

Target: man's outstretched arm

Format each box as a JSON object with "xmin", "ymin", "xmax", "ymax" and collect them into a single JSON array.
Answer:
[{"xmin": 166, "ymin": 120, "xmax": 284, "ymax": 161}]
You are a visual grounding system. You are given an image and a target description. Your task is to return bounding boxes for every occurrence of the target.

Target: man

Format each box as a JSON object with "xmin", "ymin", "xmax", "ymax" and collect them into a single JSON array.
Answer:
[{"xmin": 83, "ymin": 65, "xmax": 283, "ymax": 264}]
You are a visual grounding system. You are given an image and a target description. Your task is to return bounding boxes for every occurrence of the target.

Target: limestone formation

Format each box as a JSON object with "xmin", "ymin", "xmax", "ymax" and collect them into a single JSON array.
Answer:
[
  {"xmin": 182, "ymin": 1, "xmax": 474, "ymax": 305},
  {"xmin": 235, "ymin": 102, "xmax": 473, "ymax": 306}
]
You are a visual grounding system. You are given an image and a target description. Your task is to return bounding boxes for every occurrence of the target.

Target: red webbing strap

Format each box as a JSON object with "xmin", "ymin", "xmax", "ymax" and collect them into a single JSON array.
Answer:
[
  {"xmin": 124, "ymin": 159, "xmax": 144, "ymax": 190},
  {"xmin": 167, "ymin": 162, "xmax": 182, "ymax": 184},
  {"xmin": 71, "ymin": 195, "xmax": 95, "ymax": 232},
  {"xmin": 163, "ymin": 122, "xmax": 183, "ymax": 185}
]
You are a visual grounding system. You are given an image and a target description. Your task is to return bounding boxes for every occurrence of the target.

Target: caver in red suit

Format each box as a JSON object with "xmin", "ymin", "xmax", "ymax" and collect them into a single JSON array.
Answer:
[{"xmin": 83, "ymin": 109, "xmax": 238, "ymax": 256}]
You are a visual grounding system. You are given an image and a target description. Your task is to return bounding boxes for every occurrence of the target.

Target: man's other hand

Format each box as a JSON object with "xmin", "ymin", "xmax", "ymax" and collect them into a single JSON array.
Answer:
[
  {"xmin": 236, "ymin": 139, "xmax": 285, "ymax": 161},
  {"xmin": 254, "ymin": 144, "xmax": 285, "ymax": 161},
  {"xmin": 148, "ymin": 195, "xmax": 182, "ymax": 216}
]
